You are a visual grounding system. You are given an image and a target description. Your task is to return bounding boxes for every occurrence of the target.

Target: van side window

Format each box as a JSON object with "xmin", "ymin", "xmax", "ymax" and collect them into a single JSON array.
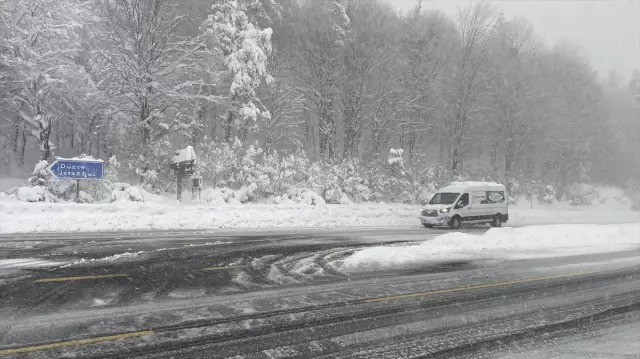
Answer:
[
  {"xmin": 485, "ymin": 191, "xmax": 505, "ymax": 204},
  {"xmin": 472, "ymin": 192, "xmax": 487, "ymax": 204}
]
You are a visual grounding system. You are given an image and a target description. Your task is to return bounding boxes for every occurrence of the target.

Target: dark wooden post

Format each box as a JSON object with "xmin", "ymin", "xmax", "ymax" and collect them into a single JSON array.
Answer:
[{"xmin": 177, "ymin": 169, "xmax": 183, "ymax": 202}]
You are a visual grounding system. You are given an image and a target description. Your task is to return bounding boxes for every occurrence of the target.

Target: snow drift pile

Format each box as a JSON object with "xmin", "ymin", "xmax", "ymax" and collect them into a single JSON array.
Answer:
[{"xmin": 341, "ymin": 223, "xmax": 640, "ymax": 271}]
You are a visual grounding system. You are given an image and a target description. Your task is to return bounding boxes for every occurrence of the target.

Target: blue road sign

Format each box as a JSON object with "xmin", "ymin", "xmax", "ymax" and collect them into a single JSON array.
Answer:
[{"xmin": 47, "ymin": 158, "xmax": 104, "ymax": 180}]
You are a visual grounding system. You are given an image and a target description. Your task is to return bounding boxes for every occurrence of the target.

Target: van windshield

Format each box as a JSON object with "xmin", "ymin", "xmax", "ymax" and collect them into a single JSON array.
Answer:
[{"xmin": 428, "ymin": 192, "xmax": 460, "ymax": 205}]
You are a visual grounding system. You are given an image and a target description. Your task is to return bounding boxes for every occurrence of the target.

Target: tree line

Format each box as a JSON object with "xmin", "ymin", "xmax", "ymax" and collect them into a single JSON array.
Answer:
[{"xmin": 1, "ymin": 0, "xmax": 639, "ymax": 199}]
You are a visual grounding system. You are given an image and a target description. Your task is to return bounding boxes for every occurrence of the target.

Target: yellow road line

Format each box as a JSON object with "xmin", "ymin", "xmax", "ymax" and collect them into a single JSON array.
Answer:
[
  {"xmin": 0, "ymin": 330, "xmax": 153, "ymax": 356},
  {"xmin": 366, "ymin": 271, "xmax": 599, "ymax": 303},
  {"xmin": 201, "ymin": 265, "xmax": 239, "ymax": 271},
  {"xmin": 33, "ymin": 273, "xmax": 129, "ymax": 283}
]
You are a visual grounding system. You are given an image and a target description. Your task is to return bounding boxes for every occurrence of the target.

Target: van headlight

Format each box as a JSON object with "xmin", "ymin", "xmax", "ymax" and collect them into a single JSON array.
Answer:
[{"xmin": 440, "ymin": 207, "xmax": 450, "ymax": 213}]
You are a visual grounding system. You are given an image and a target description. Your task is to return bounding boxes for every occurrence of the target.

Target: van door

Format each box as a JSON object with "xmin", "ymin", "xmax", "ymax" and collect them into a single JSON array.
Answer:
[
  {"xmin": 470, "ymin": 191, "xmax": 488, "ymax": 220},
  {"xmin": 454, "ymin": 193, "xmax": 472, "ymax": 220}
]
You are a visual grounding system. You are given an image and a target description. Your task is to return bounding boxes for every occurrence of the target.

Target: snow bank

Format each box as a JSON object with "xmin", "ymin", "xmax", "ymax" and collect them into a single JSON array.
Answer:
[
  {"xmin": 0, "ymin": 195, "xmax": 638, "ymax": 233},
  {"xmin": 0, "ymin": 258, "xmax": 66, "ymax": 269},
  {"xmin": 0, "ymin": 200, "xmax": 419, "ymax": 233},
  {"xmin": 17, "ymin": 186, "xmax": 48, "ymax": 202},
  {"xmin": 342, "ymin": 223, "xmax": 640, "ymax": 271}
]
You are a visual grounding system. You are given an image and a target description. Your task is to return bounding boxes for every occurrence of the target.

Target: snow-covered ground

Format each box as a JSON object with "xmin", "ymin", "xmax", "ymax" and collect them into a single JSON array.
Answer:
[
  {"xmin": 0, "ymin": 183, "xmax": 638, "ymax": 233},
  {"xmin": 0, "ymin": 195, "xmax": 638, "ymax": 234},
  {"xmin": 340, "ymin": 223, "xmax": 640, "ymax": 272}
]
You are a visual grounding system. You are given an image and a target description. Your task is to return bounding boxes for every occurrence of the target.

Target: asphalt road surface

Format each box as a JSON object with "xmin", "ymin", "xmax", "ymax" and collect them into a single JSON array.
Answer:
[{"xmin": 1, "ymin": 227, "xmax": 639, "ymax": 358}]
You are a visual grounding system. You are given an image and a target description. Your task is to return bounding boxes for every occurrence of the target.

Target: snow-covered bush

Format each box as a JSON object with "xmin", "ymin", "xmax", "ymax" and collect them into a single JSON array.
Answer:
[
  {"xmin": 201, "ymin": 187, "xmax": 228, "ymax": 204},
  {"xmin": 332, "ymin": 160, "xmax": 371, "ymax": 202},
  {"xmin": 17, "ymin": 186, "xmax": 56, "ymax": 202},
  {"xmin": 199, "ymin": 140, "xmax": 312, "ymax": 201},
  {"xmin": 78, "ymin": 191, "xmax": 94, "ymax": 204},
  {"xmin": 233, "ymin": 183, "xmax": 259, "ymax": 203},
  {"xmin": 90, "ymin": 155, "xmax": 121, "ymax": 202},
  {"xmin": 368, "ymin": 150, "xmax": 415, "ymax": 203},
  {"xmin": 28, "ymin": 160, "xmax": 50, "ymax": 187},
  {"xmin": 397, "ymin": 191, "xmax": 413, "ymax": 204},
  {"xmin": 415, "ymin": 163, "xmax": 450, "ymax": 189},
  {"xmin": 19, "ymin": 161, "xmax": 59, "ymax": 202},
  {"xmin": 128, "ymin": 139, "xmax": 174, "ymax": 194},
  {"xmin": 111, "ymin": 183, "xmax": 145, "ymax": 202},
  {"xmin": 565, "ymin": 183, "xmax": 600, "ymax": 206},
  {"xmin": 537, "ymin": 184, "xmax": 556, "ymax": 204},
  {"xmin": 506, "ymin": 177, "xmax": 523, "ymax": 198},
  {"xmin": 387, "ymin": 148, "xmax": 405, "ymax": 174},
  {"xmin": 322, "ymin": 184, "xmax": 344, "ymax": 204},
  {"xmin": 416, "ymin": 184, "xmax": 435, "ymax": 204},
  {"xmin": 288, "ymin": 188, "xmax": 325, "ymax": 205}
]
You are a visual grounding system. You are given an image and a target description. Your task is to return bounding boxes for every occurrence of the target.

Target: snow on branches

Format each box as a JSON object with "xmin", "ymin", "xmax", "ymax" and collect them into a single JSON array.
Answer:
[{"xmin": 203, "ymin": 0, "xmax": 273, "ymax": 142}]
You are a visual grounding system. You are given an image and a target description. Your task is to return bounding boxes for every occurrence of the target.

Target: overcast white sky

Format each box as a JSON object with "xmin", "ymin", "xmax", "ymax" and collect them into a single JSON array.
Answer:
[{"xmin": 386, "ymin": 0, "xmax": 640, "ymax": 81}]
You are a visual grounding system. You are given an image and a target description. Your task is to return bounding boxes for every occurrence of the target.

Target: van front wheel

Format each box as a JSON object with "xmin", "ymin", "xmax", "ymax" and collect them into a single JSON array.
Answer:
[
  {"xmin": 491, "ymin": 215, "xmax": 503, "ymax": 228},
  {"xmin": 449, "ymin": 217, "xmax": 461, "ymax": 230}
]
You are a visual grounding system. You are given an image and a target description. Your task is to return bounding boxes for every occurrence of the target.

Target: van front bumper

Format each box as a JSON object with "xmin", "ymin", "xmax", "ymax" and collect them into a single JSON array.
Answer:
[{"xmin": 420, "ymin": 215, "xmax": 449, "ymax": 225}]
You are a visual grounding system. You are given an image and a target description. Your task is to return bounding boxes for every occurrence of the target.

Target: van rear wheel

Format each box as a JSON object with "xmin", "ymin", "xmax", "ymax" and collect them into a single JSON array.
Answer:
[
  {"xmin": 449, "ymin": 217, "xmax": 461, "ymax": 230},
  {"xmin": 491, "ymin": 215, "xmax": 502, "ymax": 227}
]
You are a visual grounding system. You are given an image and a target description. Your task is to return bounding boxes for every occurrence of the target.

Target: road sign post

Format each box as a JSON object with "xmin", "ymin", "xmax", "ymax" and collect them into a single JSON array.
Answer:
[{"xmin": 47, "ymin": 158, "xmax": 104, "ymax": 202}]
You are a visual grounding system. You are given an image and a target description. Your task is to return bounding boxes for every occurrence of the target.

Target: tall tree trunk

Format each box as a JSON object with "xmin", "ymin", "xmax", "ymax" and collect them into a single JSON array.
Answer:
[
  {"xmin": 407, "ymin": 125, "xmax": 417, "ymax": 160},
  {"xmin": 96, "ymin": 130, "xmax": 101, "ymax": 158},
  {"xmin": 55, "ymin": 119, "xmax": 60, "ymax": 150},
  {"xmin": 40, "ymin": 116, "xmax": 52, "ymax": 160},
  {"xmin": 451, "ymin": 110, "xmax": 466, "ymax": 173},
  {"xmin": 224, "ymin": 110, "xmax": 234, "ymax": 144},
  {"xmin": 343, "ymin": 128, "xmax": 357, "ymax": 159},
  {"xmin": 505, "ymin": 139, "xmax": 514, "ymax": 178},
  {"xmin": 9, "ymin": 123, "xmax": 19, "ymax": 153},
  {"xmin": 223, "ymin": 95, "xmax": 238, "ymax": 144},
  {"xmin": 439, "ymin": 136, "xmax": 446, "ymax": 163},
  {"xmin": 490, "ymin": 139, "xmax": 499, "ymax": 171},
  {"xmin": 19, "ymin": 130, "xmax": 27, "ymax": 167},
  {"xmin": 70, "ymin": 122, "xmax": 75, "ymax": 149},
  {"xmin": 318, "ymin": 96, "xmax": 336, "ymax": 160}
]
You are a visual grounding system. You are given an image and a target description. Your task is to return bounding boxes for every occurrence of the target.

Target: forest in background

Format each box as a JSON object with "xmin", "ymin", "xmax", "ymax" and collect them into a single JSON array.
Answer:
[{"xmin": 1, "ymin": 0, "xmax": 639, "ymax": 205}]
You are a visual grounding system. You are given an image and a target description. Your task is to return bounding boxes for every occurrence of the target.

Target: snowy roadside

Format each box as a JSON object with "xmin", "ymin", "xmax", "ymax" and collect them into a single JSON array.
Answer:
[
  {"xmin": 0, "ymin": 197, "xmax": 638, "ymax": 234},
  {"xmin": 340, "ymin": 223, "xmax": 640, "ymax": 272}
]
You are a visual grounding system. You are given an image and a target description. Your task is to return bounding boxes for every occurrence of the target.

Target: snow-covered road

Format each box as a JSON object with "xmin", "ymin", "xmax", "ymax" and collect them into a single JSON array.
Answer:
[{"xmin": 1, "ymin": 228, "xmax": 639, "ymax": 358}]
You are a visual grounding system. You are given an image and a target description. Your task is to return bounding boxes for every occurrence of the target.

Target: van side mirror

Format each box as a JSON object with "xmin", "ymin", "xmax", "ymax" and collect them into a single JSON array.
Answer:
[{"xmin": 455, "ymin": 202, "xmax": 464, "ymax": 209}]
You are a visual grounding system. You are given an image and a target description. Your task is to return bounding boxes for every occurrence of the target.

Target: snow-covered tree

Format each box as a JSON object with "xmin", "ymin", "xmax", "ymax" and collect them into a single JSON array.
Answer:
[
  {"xmin": 387, "ymin": 148, "xmax": 405, "ymax": 174},
  {"xmin": 448, "ymin": 3, "xmax": 498, "ymax": 172},
  {"xmin": 91, "ymin": 0, "xmax": 215, "ymax": 174},
  {"xmin": 0, "ymin": 0, "xmax": 91, "ymax": 160},
  {"xmin": 293, "ymin": 0, "xmax": 350, "ymax": 159},
  {"xmin": 202, "ymin": 0, "xmax": 273, "ymax": 143},
  {"xmin": 486, "ymin": 17, "xmax": 541, "ymax": 177}
]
